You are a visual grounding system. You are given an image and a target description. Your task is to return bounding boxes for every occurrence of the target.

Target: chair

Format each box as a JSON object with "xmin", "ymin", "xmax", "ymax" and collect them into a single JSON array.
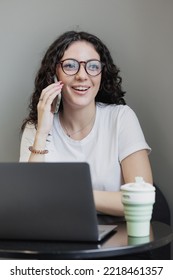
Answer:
[
  {"xmin": 150, "ymin": 183, "xmax": 171, "ymax": 259},
  {"xmin": 152, "ymin": 184, "xmax": 171, "ymax": 225}
]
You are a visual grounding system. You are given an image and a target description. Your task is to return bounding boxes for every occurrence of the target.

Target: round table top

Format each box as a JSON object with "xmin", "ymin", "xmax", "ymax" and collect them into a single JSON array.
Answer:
[{"xmin": 0, "ymin": 221, "xmax": 172, "ymax": 259}]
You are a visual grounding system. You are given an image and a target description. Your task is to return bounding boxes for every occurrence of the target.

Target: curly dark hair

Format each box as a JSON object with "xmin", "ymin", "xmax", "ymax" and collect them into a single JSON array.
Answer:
[{"xmin": 21, "ymin": 30, "xmax": 126, "ymax": 130}]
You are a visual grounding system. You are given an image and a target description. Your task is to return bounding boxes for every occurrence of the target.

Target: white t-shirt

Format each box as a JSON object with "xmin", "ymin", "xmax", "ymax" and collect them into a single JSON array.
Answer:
[{"xmin": 20, "ymin": 104, "xmax": 151, "ymax": 191}]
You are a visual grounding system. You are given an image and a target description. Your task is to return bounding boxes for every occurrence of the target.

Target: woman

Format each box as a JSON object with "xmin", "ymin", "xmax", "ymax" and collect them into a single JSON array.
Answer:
[{"xmin": 20, "ymin": 31, "xmax": 153, "ymax": 216}]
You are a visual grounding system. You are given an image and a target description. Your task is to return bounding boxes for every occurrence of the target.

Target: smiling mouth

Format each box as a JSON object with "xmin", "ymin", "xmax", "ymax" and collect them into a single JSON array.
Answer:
[{"xmin": 72, "ymin": 86, "xmax": 90, "ymax": 92}]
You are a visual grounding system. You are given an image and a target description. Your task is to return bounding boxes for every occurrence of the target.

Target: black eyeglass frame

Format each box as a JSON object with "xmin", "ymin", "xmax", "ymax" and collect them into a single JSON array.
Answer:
[{"xmin": 58, "ymin": 58, "xmax": 105, "ymax": 76}]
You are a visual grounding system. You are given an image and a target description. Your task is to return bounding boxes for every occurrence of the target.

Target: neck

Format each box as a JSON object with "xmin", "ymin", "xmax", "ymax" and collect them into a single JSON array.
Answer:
[{"xmin": 59, "ymin": 104, "xmax": 96, "ymax": 139}]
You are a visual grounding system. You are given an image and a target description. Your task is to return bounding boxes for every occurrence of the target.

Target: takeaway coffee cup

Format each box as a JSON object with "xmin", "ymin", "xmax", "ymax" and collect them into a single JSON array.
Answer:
[{"xmin": 120, "ymin": 177, "xmax": 155, "ymax": 237}]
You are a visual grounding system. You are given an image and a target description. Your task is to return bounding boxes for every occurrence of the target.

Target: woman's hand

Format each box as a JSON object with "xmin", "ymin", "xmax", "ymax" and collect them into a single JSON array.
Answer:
[
  {"xmin": 28, "ymin": 81, "xmax": 63, "ymax": 162},
  {"xmin": 37, "ymin": 81, "xmax": 63, "ymax": 136}
]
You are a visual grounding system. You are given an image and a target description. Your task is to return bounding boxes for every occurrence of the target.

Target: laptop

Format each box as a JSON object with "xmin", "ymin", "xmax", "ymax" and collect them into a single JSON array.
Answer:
[{"xmin": 0, "ymin": 162, "xmax": 117, "ymax": 242}]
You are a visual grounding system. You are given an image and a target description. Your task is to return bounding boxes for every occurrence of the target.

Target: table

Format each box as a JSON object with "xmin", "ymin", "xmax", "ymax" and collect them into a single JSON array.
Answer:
[{"xmin": 0, "ymin": 221, "xmax": 172, "ymax": 259}]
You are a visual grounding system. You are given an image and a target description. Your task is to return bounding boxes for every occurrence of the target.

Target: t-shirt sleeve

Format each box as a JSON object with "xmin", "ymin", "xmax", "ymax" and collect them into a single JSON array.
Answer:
[
  {"xmin": 118, "ymin": 106, "xmax": 151, "ymax": 162},
  {"xmin": 19, "ymin": 124, "xmax": 36, "ymax": 162}
]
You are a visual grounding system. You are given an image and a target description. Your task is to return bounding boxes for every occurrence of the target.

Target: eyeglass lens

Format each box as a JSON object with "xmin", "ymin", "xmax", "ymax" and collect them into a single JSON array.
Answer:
[{"xmin": 61, "ymin": 59, "xmax": 103, "ymax": 76}]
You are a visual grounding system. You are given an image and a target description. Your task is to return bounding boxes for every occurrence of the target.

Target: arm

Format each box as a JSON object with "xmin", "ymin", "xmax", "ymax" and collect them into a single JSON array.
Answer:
[
  {"xmin": 93, "ymin": 190, "xmax": 124, "ymax": 216},
  {"xmin": 93, "ymin": 149, "xmax": 153, "ymax": 216},
  {"xmin": 29, "ymin": 83, "xmax": 63, "ymax": 162},
  {"xmin": 20, "ymin": 82, "xmax": 63, "ymax": 162}
]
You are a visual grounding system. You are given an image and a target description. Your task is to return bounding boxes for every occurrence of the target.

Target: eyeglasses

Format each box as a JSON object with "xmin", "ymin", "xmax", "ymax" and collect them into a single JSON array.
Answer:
[{"xmin": 58, "ymin": 59, "xmax": 104, "ymax": 76}]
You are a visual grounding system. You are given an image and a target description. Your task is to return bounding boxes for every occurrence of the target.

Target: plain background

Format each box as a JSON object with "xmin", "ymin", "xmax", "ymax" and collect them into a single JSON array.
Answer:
[{"xmin": 0, "ymin": 0, "xmax": 173, "ymax": 257}]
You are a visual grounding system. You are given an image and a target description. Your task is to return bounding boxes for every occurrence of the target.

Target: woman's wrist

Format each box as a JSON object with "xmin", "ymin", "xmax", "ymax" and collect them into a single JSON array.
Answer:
[
  {"xmin": 29, "ymin": 146, "xmax": 48, "ymax": 154},
  {"xmin": 28, "ymin": 132, "xmax": 48, "ymax": 161},
  {"xmin": 33, "ymin": 131, "xmax": 48, "ymax": 149}
]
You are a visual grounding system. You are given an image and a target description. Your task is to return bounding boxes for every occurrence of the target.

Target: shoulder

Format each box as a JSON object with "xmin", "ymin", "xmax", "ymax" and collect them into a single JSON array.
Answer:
[
  {"xmin": 24, "ymin": 122, "xmax": 36, "ymax": 129},
  {"xmin": 23, "ymin": 122, "xmax": 36, "ymax": 131},
  {"xmin": 95, "ymin": 103, "xmax": 140, "ymax": 132},
  {"xmin": 22, "ymin": 122, "xmax": 37, "ymax": 136},
  {"xmin": 96, "ymin": 103, "xmax": 135, "ymax": 118}
]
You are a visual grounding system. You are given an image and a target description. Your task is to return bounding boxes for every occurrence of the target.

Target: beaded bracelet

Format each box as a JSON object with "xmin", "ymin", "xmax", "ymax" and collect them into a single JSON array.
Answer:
[{"xmin": 29, "ymin": 146, "xmax": 48, "ymax": 155}]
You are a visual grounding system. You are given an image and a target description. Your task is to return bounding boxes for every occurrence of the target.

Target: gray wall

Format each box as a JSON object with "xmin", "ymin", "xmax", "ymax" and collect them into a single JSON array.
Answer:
[{"xmin": 1, "ymin": 0, "xmax": 173, "ymax": 256}]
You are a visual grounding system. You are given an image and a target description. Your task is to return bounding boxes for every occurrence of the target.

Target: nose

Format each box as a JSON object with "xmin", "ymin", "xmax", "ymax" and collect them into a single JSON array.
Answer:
[{"xmin": 75, "ymin": 63, "xmax": 88, "ymax": 80}]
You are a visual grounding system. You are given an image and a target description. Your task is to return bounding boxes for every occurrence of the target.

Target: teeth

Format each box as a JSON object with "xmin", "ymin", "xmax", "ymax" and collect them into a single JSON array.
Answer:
[{"xmin": 73, "ymin": 87, "xmax": 88, "ymax": 91}]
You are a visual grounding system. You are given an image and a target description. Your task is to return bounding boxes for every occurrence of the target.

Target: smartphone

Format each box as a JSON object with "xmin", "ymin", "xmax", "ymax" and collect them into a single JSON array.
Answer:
[{"xmin": 54, "ymin": 75, "xmax": 61, "ymax": 114}]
